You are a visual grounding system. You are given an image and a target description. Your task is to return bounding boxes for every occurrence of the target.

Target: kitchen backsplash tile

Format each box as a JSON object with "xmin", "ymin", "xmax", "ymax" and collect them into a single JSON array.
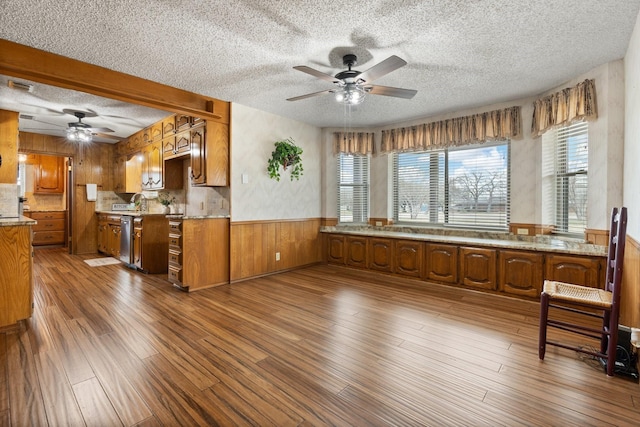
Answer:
[{"xmin": 0, "ymin": 184, "xmax": 19, "ymax": 218}]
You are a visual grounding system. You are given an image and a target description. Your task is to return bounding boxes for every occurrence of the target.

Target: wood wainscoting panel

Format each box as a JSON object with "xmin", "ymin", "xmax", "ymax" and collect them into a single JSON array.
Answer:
[
  {"xmin": 585, "ymin": 228, "xmax": 609, "ymax": 246},
  {"xmin": 621, "ymin": 234, "xmax": 640, "ymax": 328},
  {"xmin": 230, "ymin": 218, "xmax": 322, "ymax": 281}
]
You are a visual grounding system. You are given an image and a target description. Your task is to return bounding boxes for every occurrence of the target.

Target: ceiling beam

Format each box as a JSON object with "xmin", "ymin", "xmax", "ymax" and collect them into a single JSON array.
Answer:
[{"xmin": 0, "ymin": 39, "xmax": 229, "ymax": 124}]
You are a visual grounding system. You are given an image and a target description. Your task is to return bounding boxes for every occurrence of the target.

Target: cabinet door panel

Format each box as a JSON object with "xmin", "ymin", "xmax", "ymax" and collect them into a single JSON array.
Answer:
[
  {"xmin": 368, "ymin": 238, "xmax": 394, "ymax": 272},
  {"xmin": 498, "ymin": 250, "xmax": 543, "ymax": 298},
  {"xmin": 425, "ymin": 243, "xmax": 458, "ymax": 283},
  {"xmin": 394, "ymin": 240, "xmax": 423, "ymax": 278},
  {"xmin": 346, "ymin": 236, "xmax": 367, "ymax": 268},
  {"xmin": 459, "ymin": 247, "xmax": 497, "ymax": 290},
  {"xmin": 327, "ymin": 234, "xmax": 345, "ymax": 265},
  {"xmin": 544, "ymin": 254, "xmax": 602, "ymax": 288},
  {"xmin": 35, "ymin": 155, "xmax": 65, "ymax": 194}
]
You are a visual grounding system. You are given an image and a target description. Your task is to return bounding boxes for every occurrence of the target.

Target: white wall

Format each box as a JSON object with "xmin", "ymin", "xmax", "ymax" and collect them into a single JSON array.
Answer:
[
  {"xmin": 231, "ymin": 103, "xmax": 322, "ymax": 221},
  {"xmin": 625, "ymin": 11, "xmax": 640, "ymax": 240}
]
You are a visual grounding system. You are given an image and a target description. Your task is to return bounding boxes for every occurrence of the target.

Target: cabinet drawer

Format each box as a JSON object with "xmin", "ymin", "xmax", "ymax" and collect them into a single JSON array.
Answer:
[
  {"xmin": 169, "ymin": 221, "xmax": 183, "ymax": 234},
  {"xmin": 168, "ymin": 249, "xmax": 182, "ymax": 266},
  {"xmin": 32, "ymin": 218, "xmax": 65, "ymax": 232},
  {"xmin": 29, "ymin": 211, "xmax": 65, "ymax": 220},
  {"xmin": 33, "ymin": 231, "xmax": 65, "ymax": 245},
  {"xmin": 168, "ymin": 234, "xmax": 182, "ymax": 248},
  {"xmin": 168, "ymin": 266, "xmax": 183, "ymax": 284}
]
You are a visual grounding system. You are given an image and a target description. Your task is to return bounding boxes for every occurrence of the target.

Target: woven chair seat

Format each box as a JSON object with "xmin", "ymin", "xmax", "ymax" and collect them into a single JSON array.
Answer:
[{"xmin": 543, "ymin": 280, "xmax": 612, "ymax": 308}]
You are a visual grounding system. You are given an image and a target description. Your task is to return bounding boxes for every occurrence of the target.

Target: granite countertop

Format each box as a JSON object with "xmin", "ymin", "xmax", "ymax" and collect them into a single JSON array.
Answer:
[
  {"xmin": 96, "ymin": 210, "xmax": 168, "ymax": 217},
  {"xmin": 166, "ymin": 214, "xmax": 230, "ymax": 220},
  {"xmin": 321, "ymin": 225, "xmax": 607, "ymax": 257},
  {"xmin": 0, "ymin": 216, "xmax": 37, "ymax": 227}
]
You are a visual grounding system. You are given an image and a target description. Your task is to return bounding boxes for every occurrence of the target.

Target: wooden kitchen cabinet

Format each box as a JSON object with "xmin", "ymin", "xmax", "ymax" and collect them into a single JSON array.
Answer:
[
  {"xmin": 114, "ymin": 154, "xmax": 142, "ymax": 193},
  {"xmin": 326, "ymin": 234, "xmax": 345, "ymax": 264},
  {"xmin": 163, "ymin": 130, "xmax": 191, "ymax": 159},
  {"xmin": 140, "ymin": 141, "xmax": 182, "ymax": 190},
  {"xmin": 131, "ymin": 215, "xmax": 168, "ymax": 274},
  {"xmin": 98, "ymin": 214, "xmax": 121, "ymax": 258},
  {"xmin": 97, "ymin": 214, "xmax": 110, "ymax": 253},
  {"xmin": 425, "ymin": 243, "xmax": 458, "ymax": 284},
  {"xmin": 346, "ymin": 236, "xmax": 368, "ymax": 268},
  {"xmin": 168, "ymin": 217, "xmax": 229, "ymax": 291},
  {"xmin": 190, "ymin": 121, "xmax": 229, "ymax": 187},
  {"xmin": 459, "ymin": 246, "xmax": 497, "ymax": 290},
  {"xmin": 108, "ymin": 221, "xmax": 121, "ymax": 259},
  {"xmin": 394, "ymin": 240, "xmax": 423, "ymax": 278},
  {"xmin": 498, "ymin": 250, "xmax": 544, "ymax": 298},
  {"xmin": 0, "ymin": 224, "xmax": 33, "ymax": 328},
  {"xmin": 368, "ymin": 237, "xmax": 394, "ymax": 272},
  {"xmin": 544, "ymin": 253, "xmax": 603, "ymax": 288},
  {"xmin": 34, "ymin": 154, "xmax": 65, "ymax": 194},
  {"xmin": 26, "ymin": 211, "xmax": 66, "ymax": 246}
]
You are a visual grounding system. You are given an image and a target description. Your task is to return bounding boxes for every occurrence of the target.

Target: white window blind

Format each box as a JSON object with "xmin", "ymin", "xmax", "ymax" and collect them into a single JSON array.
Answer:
[
  {"xmin": 338, "ymin": 154, "xmax": 369, "ymax": 224},
  {"xmin": 394, "ymin": 142, "xmax": 510, "ymax": 229},
  {"xmin": 544, "ymin": 121, "xmax": 588, "ymax": 234}
]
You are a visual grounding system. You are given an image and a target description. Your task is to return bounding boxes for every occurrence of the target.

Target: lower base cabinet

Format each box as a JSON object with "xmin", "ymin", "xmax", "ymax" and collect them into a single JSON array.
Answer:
[
  {"xmin": 394, "ymin": 240, "xmax": 423, "ymax": 278},
  {"xmin": 425, "ymin": 243, "xmax": 458, "ymax": 284},
  {"xmin": 168, "ymin": 217, "xmax": 229, "ymax": 291},
  {"xmin": 368, "ymin": 238, "xmax": 394, "ymax": 272},
  {"xmin": 0, "ymin": 224, "xmax": 33, "ymax": 328},
  {"xmin": 323, "ymin": 233, "xmax": 605, "ymax": 301},
  {"xmin": 498, "ymin": 250, "xmax": 544, "ymax": 298},
  {"xmin": 459, "ymin": 246, "xmax": 497, "ymax": 290}
]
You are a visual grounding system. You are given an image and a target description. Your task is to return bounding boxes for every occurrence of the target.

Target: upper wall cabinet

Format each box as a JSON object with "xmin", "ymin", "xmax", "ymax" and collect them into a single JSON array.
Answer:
[
  {"xmin": 34, "ymin": 154, "xmax": 65, "ymax": 194},
  {"xmin": 190, "ymin": 121, "xmax": 228, "ymax": 187}
]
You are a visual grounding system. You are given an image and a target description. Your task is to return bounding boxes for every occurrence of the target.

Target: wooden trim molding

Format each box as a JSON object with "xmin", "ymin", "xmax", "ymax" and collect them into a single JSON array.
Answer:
[
  {"xmin": 0, "ymin": 39, "xmax": 229, "ymax": 124},
  {"xmin": 584, "ymin": 228, "xmax": 609, "ymax": 246}
]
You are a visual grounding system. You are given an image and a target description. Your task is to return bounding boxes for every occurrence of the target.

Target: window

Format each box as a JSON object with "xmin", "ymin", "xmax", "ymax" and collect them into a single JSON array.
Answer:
[
  {"xmin": 542, "ymin": 121, "xmax": 588, "ymax": 234},
  {"xmin": 338, "ymin": 154, "xmax": 369, "ymax": 224},
  {"xmin": 393, "ymin": 142, "xmax": 510, "ymax": 229}
]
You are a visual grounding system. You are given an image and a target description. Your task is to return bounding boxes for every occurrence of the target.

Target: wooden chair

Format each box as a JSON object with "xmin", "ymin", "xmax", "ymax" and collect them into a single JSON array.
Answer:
[{"xmin": 538, "ymin": 207, "xmax": 628, "ymax": 376}]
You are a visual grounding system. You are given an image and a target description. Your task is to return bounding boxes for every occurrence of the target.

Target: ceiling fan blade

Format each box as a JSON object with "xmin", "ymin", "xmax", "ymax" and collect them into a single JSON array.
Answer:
[
  {"xmin": 293, "ymin": 66, "xmax": 338, "ymax": 83},
  {"xmin": 87, "ymin": 127, "xmax": 114, "ymax": 133},
  {"xmin": 366, "ymin": 85, "xmax": 417, "ymax": 99},
  {"xmin": 357, "ymin": 55, "xmax": 407, "ymax": 84},
  {"xmin": 287, "ymin": 89, "xmax": 333, "ymax": 102},
  {"xmin": 93, "ymin": 132, "xmax": 124, "ymax": 140}
]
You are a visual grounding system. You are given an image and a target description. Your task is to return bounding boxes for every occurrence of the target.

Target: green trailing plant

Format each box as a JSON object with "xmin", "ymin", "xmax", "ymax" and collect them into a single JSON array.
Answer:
[
  {"xmin": 157, "ymin": 192, "xmax": 175, "ymax": 207},
  {"xmin": 267, "ymin": 138, "xmax": 303, "ymax": 181}
]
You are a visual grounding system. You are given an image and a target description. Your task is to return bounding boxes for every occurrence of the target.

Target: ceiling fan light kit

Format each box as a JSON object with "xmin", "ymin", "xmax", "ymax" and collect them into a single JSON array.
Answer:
[
  {"xmin": 288, "ymin": 54, "xmax": 417, "ymax": 105},
  {"xmin": 66, "ymin": 127, "xmax": 92, "ymax": 142}
]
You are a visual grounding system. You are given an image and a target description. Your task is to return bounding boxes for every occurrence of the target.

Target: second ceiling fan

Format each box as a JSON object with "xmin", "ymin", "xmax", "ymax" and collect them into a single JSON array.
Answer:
[{"xmin": 287, "ymin": 54, "xmax": 417, "ymax": 105}]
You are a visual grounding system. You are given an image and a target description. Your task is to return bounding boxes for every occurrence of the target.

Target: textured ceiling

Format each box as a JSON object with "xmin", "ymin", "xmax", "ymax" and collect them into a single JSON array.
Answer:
[{"xmin": 1, "ymin": 0, "xmax": 640, "ymax": 139}]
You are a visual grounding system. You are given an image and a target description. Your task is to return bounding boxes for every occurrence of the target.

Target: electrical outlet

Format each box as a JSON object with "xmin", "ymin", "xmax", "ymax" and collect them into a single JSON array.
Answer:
[
  {"xmin": 516, "ymin": 228, "xmax": 529, "ymax": 235},
  {"xmin": 375, "ymin": 221, "xmax": 383, "ymax": 227},
  {"xmin": 199, "ymin": 201, "xmax": 204, "ymax": 210},
  {"xmin": 275, "ymin": 252, "xmax": 280, "ymax": 261}
]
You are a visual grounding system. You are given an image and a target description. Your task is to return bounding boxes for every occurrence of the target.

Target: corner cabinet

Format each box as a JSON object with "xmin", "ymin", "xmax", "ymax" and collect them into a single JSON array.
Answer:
[{"xmin": 0, "ymin": 223, "xmax": 33, "ymax": 328}]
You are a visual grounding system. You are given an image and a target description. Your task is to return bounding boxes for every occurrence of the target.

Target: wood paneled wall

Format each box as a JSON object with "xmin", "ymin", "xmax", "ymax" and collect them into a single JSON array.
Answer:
[
  {"xmin": 19, "ymin": 132, "xmax": 115, "ymax": 254},
  {"xmin": 230, "ymin": 218, "xmax": 322, "ymax": 281},
  {"xmin": 621, "ymin": 234, "xmax": 640, "ymax": 328}
]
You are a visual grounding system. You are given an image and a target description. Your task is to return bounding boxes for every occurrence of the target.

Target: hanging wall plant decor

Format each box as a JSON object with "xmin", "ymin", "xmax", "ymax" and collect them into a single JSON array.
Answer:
[{"xmin": 267, "ymin": 138, "xmax": 303, "ymax": 181}]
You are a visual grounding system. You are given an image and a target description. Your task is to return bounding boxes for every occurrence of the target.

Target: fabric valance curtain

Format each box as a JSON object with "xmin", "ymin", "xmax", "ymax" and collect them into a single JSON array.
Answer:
[
  {"xmin": 531, "ymin": 79, "xmax": 597, "ymax": 138},
  {"xmin": 333, "ymin": 131, "xmax": 375, "ymax": 155},
  {"xmin": 380, "ymin": 106, "xmax": 521, "ymax": 153}
]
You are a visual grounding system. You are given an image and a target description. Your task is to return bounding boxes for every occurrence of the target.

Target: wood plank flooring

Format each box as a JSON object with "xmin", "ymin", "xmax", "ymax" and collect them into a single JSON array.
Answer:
[{"xmin": 1, "ymin": 247, "xmax": 639, "ymax": 426}]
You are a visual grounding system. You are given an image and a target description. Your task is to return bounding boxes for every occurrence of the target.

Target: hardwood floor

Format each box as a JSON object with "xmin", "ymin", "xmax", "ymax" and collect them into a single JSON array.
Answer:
[{"xmin": 1, "ymin": 247, "xmax": 639, "ymax": 426}]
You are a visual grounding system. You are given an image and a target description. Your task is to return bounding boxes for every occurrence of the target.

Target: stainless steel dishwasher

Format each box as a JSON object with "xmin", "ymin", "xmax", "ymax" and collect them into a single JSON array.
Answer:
[{"xmin": 119, "ymin": 215, "xmax": 133, "ymax": 264}]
